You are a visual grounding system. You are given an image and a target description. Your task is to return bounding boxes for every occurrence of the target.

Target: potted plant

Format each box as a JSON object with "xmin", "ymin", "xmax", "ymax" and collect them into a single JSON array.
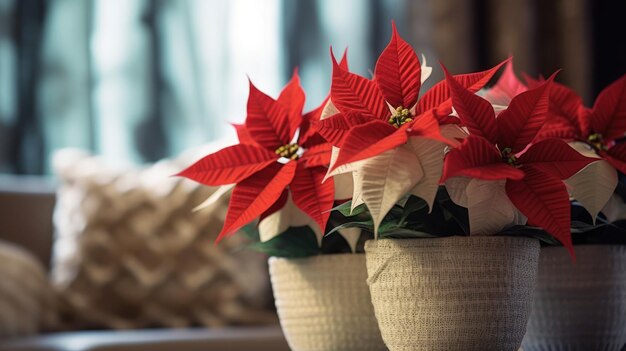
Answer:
[
  {"xmin": 177, "ymin": 67, "xmax": 386, "ymax": 351},
  {"xmin": 318, "ymin": 24, "xmax": 597, "ymax": 350},
  {"xmin": 482, "ymin": 67, "xmax": 626, "ymax": 351},
  {"xmin": 177, "ymin": 21, "xmax": 622, "ymax": 351}
]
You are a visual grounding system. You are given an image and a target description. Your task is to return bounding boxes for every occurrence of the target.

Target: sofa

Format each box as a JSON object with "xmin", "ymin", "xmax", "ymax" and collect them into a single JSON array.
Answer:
[{"xmin": 0, "ymin": 175, "xmax": 290, "ymax": 351}]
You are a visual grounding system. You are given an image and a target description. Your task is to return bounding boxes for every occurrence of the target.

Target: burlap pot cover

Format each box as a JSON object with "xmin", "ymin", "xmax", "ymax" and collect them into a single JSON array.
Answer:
[
  {"xmin": 269, "ymin": 254, "xmax": 387, "ymax": 351},
  {"xmin": 522, "ymin": 245, "xmax": 626, "ymax": 351},
  {"xmin": 365, "ymin": 236, "xmax": 540, "ymax": 351}
]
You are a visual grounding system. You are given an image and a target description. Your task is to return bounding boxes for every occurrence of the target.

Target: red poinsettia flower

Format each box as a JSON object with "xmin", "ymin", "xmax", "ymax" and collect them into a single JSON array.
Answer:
[
  {"xmin": 317, "ymin": 24, "xmax": 508, "ymax": 155},
  {"xmin": 536, "ymin": 75, "xmax": 626, "ymax": 173},
  {"xmin": 441, "ymin": 68, "xmax": 596, "ymax": 255},
  {"xmin": 315, "ymin": 23, "xmax": 510, "ymax": 233},
  {"xmin": 178, "ymin": 72, "xmax": 334, "ymax": 242},
  {"xmin": 481, "ymin": 64, "xmax": 619, "ymax": 221}
]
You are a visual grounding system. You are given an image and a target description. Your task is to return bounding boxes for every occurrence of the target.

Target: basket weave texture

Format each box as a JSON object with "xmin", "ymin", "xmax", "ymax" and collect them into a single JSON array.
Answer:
[
  {"xmin": 51, "ymin": 149, "xmax": 276, "ymax": 329},
  {"xmin": 269, "ymin": 254, "xmax": 387, "ymax": 351},
  {"xmin": 522, "ymin": 245, "xmax": 626, "ymax": 351},
  {"xmin": 365, "ymin": 236, "xmax": 540, "ymax": 351}
]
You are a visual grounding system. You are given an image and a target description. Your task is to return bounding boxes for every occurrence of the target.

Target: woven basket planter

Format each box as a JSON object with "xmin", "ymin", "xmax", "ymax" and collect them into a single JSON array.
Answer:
[
  {"xmin": 522, "ymin": 245, "xmax": 626, "ymax": 351},
  {"xmin": 269, "ymin": 254, "xmax": 387, "ymax": 351},
  {"xmin": 365, "ymin": 236, "xmax": 540, "ymax": 351}
]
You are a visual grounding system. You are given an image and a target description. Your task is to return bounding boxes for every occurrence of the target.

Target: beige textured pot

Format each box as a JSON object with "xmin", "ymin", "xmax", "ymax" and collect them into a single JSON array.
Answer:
[
  {"xmin": 522, "ymin": 245, "xmax": 626, "ymax": 351},
  {"xmin": 365, "ymin": 236, "xmax": 540, "ymax": 351},
  {"xmin": 269, "ymin": 254, "xmax": 387, "ymax": 351}
]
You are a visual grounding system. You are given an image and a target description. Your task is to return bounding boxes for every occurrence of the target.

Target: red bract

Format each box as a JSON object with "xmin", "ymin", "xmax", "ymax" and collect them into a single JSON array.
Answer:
[
  {"xmin": 489, "ymin": 68, "xmax": 618, "ymax": 222},
  {"xmin": 480, "ymin": 61, "xmax": 529, "ymax": 106},
  {"xmin": 317, "ymin": 22, "xmax": 508, "ymax": 167},
  {"xmin": 441, "ymin": 68, "xmax": 596, "ymax": 256},
  {"xmin": 537, "ymin": 75, "xmax": 626, "ymax": 174},
  {"xmin": 178, "ymin": 72, "xmax": 334, "ymax": 242},
  {"xmin": 481, "ymin": 62, "xmax": 587, "ymax": 144}
]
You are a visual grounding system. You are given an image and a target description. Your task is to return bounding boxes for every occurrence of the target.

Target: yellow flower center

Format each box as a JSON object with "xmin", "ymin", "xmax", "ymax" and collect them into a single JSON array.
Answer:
[
  {"xmin": 501, "ymin": 147, "xmax": 518, "ymax": 166},
  {"xmin": 588, "ymin": 133, "xmax": 607, "ymax": 151},
  {"xmin": 388, "ymin": 106, "xmax": 413, "ymax": 128},
  {"xmin": 275, "ymin": 143, "xmax": 301, "ymax": 160}
]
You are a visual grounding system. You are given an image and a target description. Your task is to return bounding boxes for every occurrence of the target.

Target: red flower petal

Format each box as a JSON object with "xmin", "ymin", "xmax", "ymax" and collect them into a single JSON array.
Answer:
[
  {"xmin": 301, "ymin": 143, "xmax": 332, "ymax": 168},
  {"xmin": 291, "ymin": 163, "xmax": 335, "ymax": 232},
  {"xmin": 406, "ymin": 110, "xmax": 452, "ymax": 145},
  {"xmin": 232, "ymin": 124, "xmax": 256, "ymax": 145},
  {"xmin": 534, "ymin": 116, "xmax": 579, "ymax": 141},
  {"xmin": 506, "ymin": 165, "xmax": 574, "ymax": 257},
  {"xmin": 436, "ymin": 113, "xmax": 463, "ymax": 126},
  {"xmin": 374, "ymin": 22, "xmax": 421, "ymax": 108},
  {"xmin": 519, "ymin": 139, "xmax": 596, "ymax": 179},
  {"xmin": 330, "ymin": 51, "xmax": 388, "ymax": 120},
  {"xmin": 302, "ymin": 134, "xmax": 327, "ymax": 150},
  {"xmin": 246, "ymin": 80, "xmax": 292, "ymax": 148},
  {"xmin": 441, "ymin": 135, "xmax": 524, "ymax": 182},
  {"xmin": 577, "ymin": 106, "xmax": 593, "ymax": 139},
  {"xmin": 259, "ymin": 189, "xmax": 288, "ymax": 222},
  {"xmin": 316, "ymin": 111, "xmax": 374, "ymax": 147},
  {"xmin": 177, "ymin": 144, "xmax": 278, "ymax": 186},
  {"xmin": 550, "ymin": 82, "xmax": 586, "ymax": 137},
  {"xmin": 330, "ymin": 120, "xmax": 406, "ymax": 172},
  {"xmin": 606, "ymin": 143, "xmax": 626, "ymax": 174},
  {"xmin": 497, "ymin": 73, "xmax": 555, "ymax": 153},
  {"xmin": 416, "ymin": 59, "xmax": 509, "ymax": 115},
  {"xmin": 535, "ymin": 82, "xmax": 586, "ymax": 142},
  {"xmin": 338, "ymin": 48, "xmax": 349, "ymax": 70},
  {"xmin": 217, "ymin": 162, "xmax": 297, "ymax": 242},
  {"xmin": 277, "ymin": 69, "xmax": 305, "ymax": 139},
  {"xmin": 299, "ymin": 101, "xmax": 326, "ymax": 146},
  {"xmin": 591, "ymin": 74, "xmax": 626, "ymax": 141},
  {"xmin": 443, "ymin": 65, "xmax": 497, "ymax": 144},
  {"xmin": 483, "ymin": 61, "xmax": 528, "ymax": 104}
]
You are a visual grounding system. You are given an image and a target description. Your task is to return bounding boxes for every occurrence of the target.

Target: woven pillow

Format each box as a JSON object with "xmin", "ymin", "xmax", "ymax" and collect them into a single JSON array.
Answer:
[
  {"xmin": 0, "ymin": 239, "xmax": 58, "ymax": 338},
  {"xmin": 51, "ymin": 148, "xmax": 277, "ymax": 329}
]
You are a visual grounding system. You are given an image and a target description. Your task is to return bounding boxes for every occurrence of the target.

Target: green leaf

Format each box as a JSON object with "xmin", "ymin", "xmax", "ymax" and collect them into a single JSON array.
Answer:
[
  {"xmin": 325, "ymin": 220, "xmax": 374, "ymax": 237},
  {"xmin": 399, "ymin": 195, "xmax": 429, "ymax": 222},
  {"xmin": 378, "ymin": 227, "xmax": 440, "ymax": 239},
  {"xmin": 246, "ymin": 226, "xmax": 321, "ymax": 258},
  {"xmin": 435, "ymin": 187, "xmax": 470, "ymax": 234},
  {"xmin": 239, "ymin": 222, "xmax": 261, "ymax": 241},
  {"xmin": 331, "ymin": 200, "xmax": 368, "ymax": 217}
]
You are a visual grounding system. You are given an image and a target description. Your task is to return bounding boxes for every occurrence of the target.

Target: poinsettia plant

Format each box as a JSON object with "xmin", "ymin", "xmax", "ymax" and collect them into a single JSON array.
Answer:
[
  {"xmin": 481, "ymin": 63, "xmax": 626, "ymax": 223},
  {"xmin": 480, "ymin": 64, "xmax": 626, "ymax": 241},
  {"xmin": 440, "ymin": 68, "xmax": 597, "ymax": 255},
  {"xmin": 179, "ymin": 23, "xmax": 623, "ymax": 259},
  {"xmin": 538, "ymin": 73, "xmax": 626, "ymax": 226},
  {"xmin": 318, "ymin": 24, "xmax": 606, "ymax": 258},
  {"xmin": 178, "ymin": 69, "xmax": 365, "ymax": 251},
  {"xmin": 317, "ymin": 23, "xmax": 506, "ymax": 234}
]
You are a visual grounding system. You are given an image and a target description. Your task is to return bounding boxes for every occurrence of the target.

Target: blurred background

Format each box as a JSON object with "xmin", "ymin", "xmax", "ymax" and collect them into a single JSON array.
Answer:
[{"xmin": 0, "ymin": 0, "xmax": 624, "ymax": 174}]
